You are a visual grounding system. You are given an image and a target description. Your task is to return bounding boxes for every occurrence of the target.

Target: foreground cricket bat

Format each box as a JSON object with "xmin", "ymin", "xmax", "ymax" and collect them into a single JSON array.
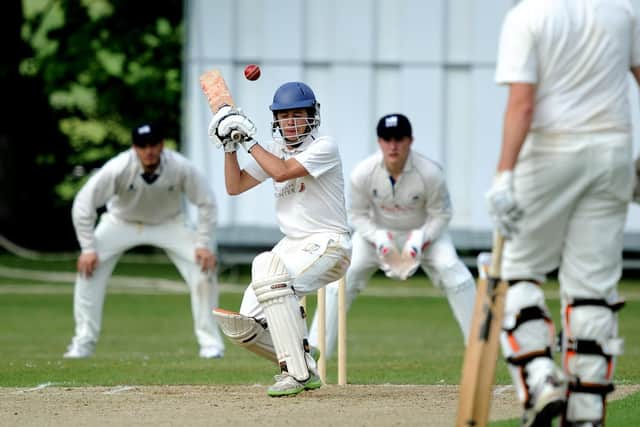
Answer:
[
  {"xmin": 199, "ymin": 69, "xmax": 242, "ymax": 141},
  {"xmin": 456, "ymin": 233, "xmax": 507, "ymax": 427}
]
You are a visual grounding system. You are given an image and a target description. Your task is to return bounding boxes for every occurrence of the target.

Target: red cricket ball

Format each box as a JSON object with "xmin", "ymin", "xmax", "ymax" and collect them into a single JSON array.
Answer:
[{"xmin": 244, "ymin": 64, "xmax": 261, "ymax": 81}]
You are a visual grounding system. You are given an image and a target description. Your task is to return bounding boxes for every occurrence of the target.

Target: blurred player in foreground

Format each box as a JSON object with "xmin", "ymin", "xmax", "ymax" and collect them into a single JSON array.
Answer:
[
  {"xmin": 208, "ymin": 82, "xmax": 351, "ymax": 396},
  {"xmin": 487, "ymin": 1, "xmax": 639, "ymax": 425},
  {"xmin": 309, "ymin": 113, "xmax": 476, "ymax": 358},
  {"xmin": 63, "ymin": 123, "xmax": 224, "ymax": 359}
]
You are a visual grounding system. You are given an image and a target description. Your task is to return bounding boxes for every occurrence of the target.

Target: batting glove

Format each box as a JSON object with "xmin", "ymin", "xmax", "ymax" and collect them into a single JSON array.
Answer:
[
  {"xmin": 208, "ymin": 106, "xmax": 237, "ymax": 151},
  {"xmin": 208, "ymin": 132, "xmax": 238, "ymax": 153},
  {"xmin": 486, "ymin": 170, "xmax": 523, "ymax": 239},
  {"xmin": 217, "ymin": 111, "xmax": 258, "ymax": 152}
]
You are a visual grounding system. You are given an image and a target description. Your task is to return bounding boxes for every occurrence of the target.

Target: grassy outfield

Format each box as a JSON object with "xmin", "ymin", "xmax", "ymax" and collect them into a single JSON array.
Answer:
[{"xmin": 1, "ymin": 253, "xmax": 639, "ymax": 425}]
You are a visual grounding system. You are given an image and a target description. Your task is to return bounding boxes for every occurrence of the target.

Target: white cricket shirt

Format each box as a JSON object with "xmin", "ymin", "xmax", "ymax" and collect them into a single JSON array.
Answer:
[
  {"xmin": 243, "ymin": 133, "xmax": 349, "ymax": 238},
  {"xmin": 496, "ymin": 0, "xmax": 640, "ymax": 133},
  {"xmin": 349, "ymin": 150, "xmax": 452, "ymax": 243},
  {"xmin": 72, "ymin": 148, "xmax": 216, "ymax": 252}
]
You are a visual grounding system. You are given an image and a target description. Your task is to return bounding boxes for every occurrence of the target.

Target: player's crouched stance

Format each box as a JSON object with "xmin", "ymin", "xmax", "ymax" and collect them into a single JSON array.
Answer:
[
  {"xmin": 63, "ymin": 123, "xmax": 225, "ymax": 360},
  {"xmin": 207, "ymin": 82, "xmax": 352, "ymax": 396}
]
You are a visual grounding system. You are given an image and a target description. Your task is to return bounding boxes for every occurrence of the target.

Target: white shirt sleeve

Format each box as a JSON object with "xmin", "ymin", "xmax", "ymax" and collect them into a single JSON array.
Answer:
[
  {"xmin": 495, "ymin": 7, "xmax": 538, "ymax": 84},
  {"xmin": 631, "ymin": 9, "xmax": 640, "ymax": 66},
  {"xmin": 243, "ymin": 151, "xmax": 270, "ymax": 183},
  {"xmin": 71, "ymin": 161, "xmax": 119, "ymax": 253},
  {"xmin": 182, "ymin": 161, "xmax": 217, "ymax": 249},
  {"xmin": 294, "ymin": 137, "xmax": 340, "ymax": 178},
  {"xmin": 242, "ymin": 141, "xmax": 280, "ymax": 182},
  {"xmin": 348, "ymin": 162, "xmax": 378, "ymax": 243},
  {"xmin": 419, "ymin": 166, "xmax": 452, "ymax": 243}
]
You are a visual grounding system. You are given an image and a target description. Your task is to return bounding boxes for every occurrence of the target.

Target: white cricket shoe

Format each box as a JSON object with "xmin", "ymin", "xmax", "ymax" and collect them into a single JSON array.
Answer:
[
  {"xmin": 521, "ymin": 372, "xmax": 567, "ymax": 427},
  {"xmin": 267, "ymin": 371, "xmax": 322, "ymax": 397},
  {"xmin": 199, "ymin": 347, "xmax": 224, "ymax": 359},
  {"xmin": 63, "ymin": 344, "xmax": 94, "ymax": 359}
]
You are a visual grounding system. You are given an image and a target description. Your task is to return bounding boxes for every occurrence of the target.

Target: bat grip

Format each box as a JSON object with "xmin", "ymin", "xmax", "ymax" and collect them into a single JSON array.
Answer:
[
  {"xmin": 230, "ymin": 130, "xmax": 243, "ymax": 142},
  {"xmin": 488, "ymin": 232, "xmax": 504, "ymax": 278}
]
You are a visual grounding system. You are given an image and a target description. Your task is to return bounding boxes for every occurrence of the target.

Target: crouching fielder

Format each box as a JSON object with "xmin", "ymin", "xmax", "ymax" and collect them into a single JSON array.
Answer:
[
  {"xmin": 310, "ymin": 113, "xmax": 476, "ymax": 358},
  {"xmin": 64, "ymin": 123, "xmax": 224, "ymax": 359},
  {"xmin": 487, "ymin": 1, "xmax": 638, "ymax": 425},
  {"xmin": 208, "ymin": 82, "xmax": 351, "ymax": 396}
]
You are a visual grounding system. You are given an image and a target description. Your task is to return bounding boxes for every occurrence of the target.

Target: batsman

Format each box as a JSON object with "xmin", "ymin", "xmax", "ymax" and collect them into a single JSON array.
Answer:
[
  {"xmin": 207, "ymin": 81, "xmax": 351, "ymax": 397},
  {"xmin": 486, "ymin": 0, "xmax": 639, "ymax": 425}
]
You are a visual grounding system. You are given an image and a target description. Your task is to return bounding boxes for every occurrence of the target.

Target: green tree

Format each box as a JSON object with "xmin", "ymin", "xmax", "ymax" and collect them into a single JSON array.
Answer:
[
  {"xmin": 1, "ymin": 0, "xmax": 75, "ymax": 251},
  {"xmin": 22, "ymin": 0, "xmax": 184, "ymax": 201},
  {"xmin": 2, "ymin": 0, "xmax": 183, "ymax": 250}
]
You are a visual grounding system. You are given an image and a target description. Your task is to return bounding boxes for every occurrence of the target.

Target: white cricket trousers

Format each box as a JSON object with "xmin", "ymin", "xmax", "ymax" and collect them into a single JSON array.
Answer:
[
  {"xmin": 238, "ymin": 232, "xmax": 352, "ymax": 320},
  {"xmin": 502, "ymin": 132, "xmax": 633, "ymax": 299},
  {"xmin": 309, "ymin": 230, "xmax": 476, "ymax": 357},
  {"xmin": 500, "ymin": 132, "xmax": 632, "ymax": 422},
  {"xmin": 69, "ymin": 213, "xmax": 224, "ymax": 353}
]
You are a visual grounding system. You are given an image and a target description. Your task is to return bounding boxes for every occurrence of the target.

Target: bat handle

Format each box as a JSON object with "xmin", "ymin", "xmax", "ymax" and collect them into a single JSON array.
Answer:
[
  {"xmin": 488, "ymin": 232, "xmax": 505, "ymax": 278},
  {"xmin": 230, "ymin": 130, "xmax": 243, "ymax": 142}
]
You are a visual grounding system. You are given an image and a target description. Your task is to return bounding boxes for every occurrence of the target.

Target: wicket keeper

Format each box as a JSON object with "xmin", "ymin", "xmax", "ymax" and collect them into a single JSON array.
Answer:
[{"xmin": 309, "ymin": 113, "xmax": 476, "ymax": 358}]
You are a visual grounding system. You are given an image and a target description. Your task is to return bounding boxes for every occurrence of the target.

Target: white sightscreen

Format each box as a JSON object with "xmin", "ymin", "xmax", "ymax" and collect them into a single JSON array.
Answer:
[{"xmin": 183, "ymin": 0, "xmax": 640, "ymax": 250}]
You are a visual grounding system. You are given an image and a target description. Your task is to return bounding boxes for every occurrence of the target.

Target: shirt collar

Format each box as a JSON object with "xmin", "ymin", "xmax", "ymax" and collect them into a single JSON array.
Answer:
[{"xmin": 280, "ymin": 129, "xmax": 318, "ymax": 154}]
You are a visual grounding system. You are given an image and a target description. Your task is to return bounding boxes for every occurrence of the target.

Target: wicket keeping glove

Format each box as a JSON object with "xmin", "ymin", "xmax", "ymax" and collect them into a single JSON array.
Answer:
[
  {"xmin": 401, "ymin": 229, "xmax": 429, "ymax": 260},
  {"xmin": 374, "ymin": 230, "xmax": 395, "ymax": 258},
  {"xmin": 486, "ymin": 170, "xmax": 523, "ymax": 239},
  {"xmin": 374, "ymin": 230, "xmax": 403, "ymax": 279},
  {"xmin": 400, "ymin": 229, "xmax": 428, "ymax": 279}
]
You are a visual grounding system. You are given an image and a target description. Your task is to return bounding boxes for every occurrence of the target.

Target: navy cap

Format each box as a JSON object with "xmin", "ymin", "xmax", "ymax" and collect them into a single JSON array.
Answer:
[
  {"xmin": 132, "ymin": 123, "xmax": 162, "ymax": 146},
  {"xmin": 376, "ymin": 113, "xmax": 412, "ymax": 140}
]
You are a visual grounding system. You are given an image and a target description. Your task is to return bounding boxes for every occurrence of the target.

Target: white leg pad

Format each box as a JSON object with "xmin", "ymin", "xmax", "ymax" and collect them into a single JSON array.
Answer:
[
  {"xmin": 500, "ymin": 281, "xmax": 557, "ymax": 405},
  {"xmin": 444, "ymin": 276, "xmax": 476, "ymax": 344},
  {"xmin": 251, "ymin": 251, "xmax": 312, "ymax": 381},
  {"xmin": 212, "ymin": 309, "xmax": 276, "ymax": 363},
  {"xmin": 563, "ymin": 301, "xmax": 623, "ymax": 423}
]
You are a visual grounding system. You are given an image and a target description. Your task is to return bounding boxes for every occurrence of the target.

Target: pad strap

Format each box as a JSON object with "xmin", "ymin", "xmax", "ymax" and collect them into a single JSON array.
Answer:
[
  {"xmin": 504, "ymin": 306, "xmax": 551, "ymax": 333},
  {"xmin": 506, "ymin": 278, "xmax": 541, "ymax": 287},
  {"xmin": 570, "ymin": 298, "xmax": 625, "ymax": 312},
  {"xmin": 507, "ymin": 348, "xmax": 552, "ymax": 366},
  {"xmin": 567, "ymin": 339, "xmax": 609, "ymax": 358},
  {"xmin": 568, "ymin": 379, "xmax": 615, "ymax": 396}
]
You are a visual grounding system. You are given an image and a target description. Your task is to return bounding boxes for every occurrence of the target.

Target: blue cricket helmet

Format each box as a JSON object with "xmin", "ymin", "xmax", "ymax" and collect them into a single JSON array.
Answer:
[
  {"xmin": 269, "ymin": 82, "xmax": 317, "ymax": 112},
  {"xmin": 269, "ymin": 82, "xmax": 321, "ymax": 145}
]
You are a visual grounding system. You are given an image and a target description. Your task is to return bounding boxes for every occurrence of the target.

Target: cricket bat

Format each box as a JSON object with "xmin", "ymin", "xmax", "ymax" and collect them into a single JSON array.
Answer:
[
  {"xmin": 199, "ymin": 69, "xmax": 242, "ymax": 142},
  {"xmin": 456, "ymin": 233, "xmax": 507, "ymax": 427}
]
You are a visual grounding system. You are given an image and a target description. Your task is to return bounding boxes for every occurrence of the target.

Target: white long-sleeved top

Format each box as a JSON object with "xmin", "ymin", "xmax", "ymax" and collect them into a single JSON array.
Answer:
[
  {"xmin": 72, "ymin": 148, "xmax": 216, "ymax": 252},
  {"xmin": 349, "ymin": 150, "xmax": 452, "ymax": 243}
]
